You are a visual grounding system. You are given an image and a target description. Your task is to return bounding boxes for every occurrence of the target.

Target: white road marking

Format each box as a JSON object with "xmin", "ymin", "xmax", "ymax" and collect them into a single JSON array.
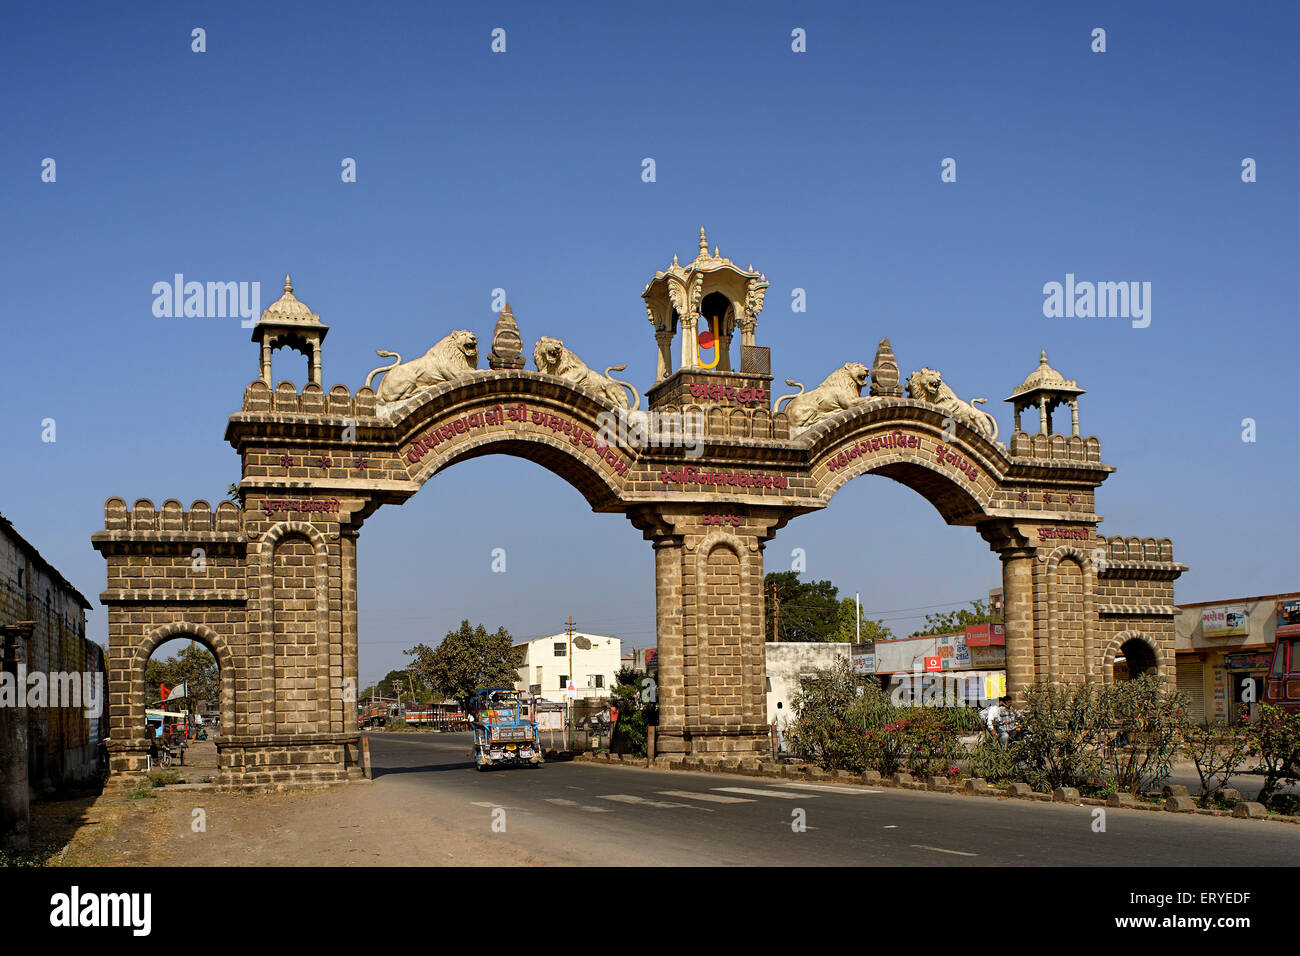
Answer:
[
  {"xmin": 597, "ymin": 794, "xmax": 710, "ymax": 810},
  {"xmin": 657, "ymin": 790, "xmax": 756, "ymax": 804},
  {"xmin": 909, "ymin": 844, "xmax": 977, "ymax": 857},
  {"xmin": 782, "ymin": 782, "xmax": 882, "ymax": 795},
  {"xmin": 581, "ymin": 806, "xmax": 613, "ymax": 813},
  {"xmin": 712, "ymin": 787, "xmax": 812, "ymax": 799},
  {"xmin": 545, "ymin": 798, "xmax": 579, "ymax": 807}
]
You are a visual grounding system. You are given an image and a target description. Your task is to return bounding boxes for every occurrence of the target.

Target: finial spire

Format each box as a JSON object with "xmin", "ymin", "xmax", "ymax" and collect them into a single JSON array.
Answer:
[
  {"xmin": 1040, "ymin": 349, "xmax": 1049, "ymax": 364},
  {"xmin": 699, "ymin": 226, "xmax": 708, "ymax": 257},
  {"xmin": 284, "ymin": 274, "xmax": 293, "ymax": 294}
]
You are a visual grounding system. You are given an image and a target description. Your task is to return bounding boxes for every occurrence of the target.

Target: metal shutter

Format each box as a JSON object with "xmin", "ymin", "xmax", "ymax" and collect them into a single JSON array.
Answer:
[{"xmin": 1177, "ymin": 659, "xmax": 1205, "ymax": 723}]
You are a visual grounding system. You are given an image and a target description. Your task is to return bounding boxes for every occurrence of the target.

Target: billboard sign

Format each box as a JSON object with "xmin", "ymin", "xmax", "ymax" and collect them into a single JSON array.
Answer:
[
  {"xmin": 965, "ymin": 623, "xmax": 1005, "ymax": 646},
  {"xmin": 1202, "ymin": 606, "xmax": 1248, "ymax": 638}
]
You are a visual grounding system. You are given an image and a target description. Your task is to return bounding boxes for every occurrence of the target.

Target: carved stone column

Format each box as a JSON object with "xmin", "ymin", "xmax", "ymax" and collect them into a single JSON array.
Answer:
[
  {"xmin": 680, "ymin": 315, "xmax": 699, "ymax": 370},
  {"xmin": 655, "ymin": 329, "xmax": 674, "ymax": 381}
]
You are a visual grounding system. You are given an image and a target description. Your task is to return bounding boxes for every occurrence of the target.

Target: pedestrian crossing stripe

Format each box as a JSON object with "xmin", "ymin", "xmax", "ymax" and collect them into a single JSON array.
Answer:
[
  {"xmin": 711, "ymin": 787, "xmax": 811, "ymax": 799},
  {"xmin": 656, "ymin": 790, "xmax": 756, "ymax": 804},
  {"xmin": 597, "ymin": 794, "xmax": 712, "ymax": 810}
]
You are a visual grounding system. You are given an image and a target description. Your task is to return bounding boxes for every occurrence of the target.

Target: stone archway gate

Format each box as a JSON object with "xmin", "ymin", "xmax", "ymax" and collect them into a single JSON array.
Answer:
[{"xmin": 93, "ymin": 239, "xmax": 1184, "ymax": 787}]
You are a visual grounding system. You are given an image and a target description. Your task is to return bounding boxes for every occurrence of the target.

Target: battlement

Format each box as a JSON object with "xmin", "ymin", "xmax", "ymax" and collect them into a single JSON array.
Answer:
[
  {"xmin": 102, "ymin": 497, "xmax": 243, "ymax": 533},
  {"xmin": 651, "ymin": 403, "xmax": 791, "ymax": 441},
  {"xmin": 240, "ymin": 380, "xmax": 378, "ymax": 419},
  {"xmin": 1099, "ymin": 534, "xmax": 1174, "ymax": 565},
  {"xmin": 1009, "ymin": 431, "xmax": 1101, "ymax": 463}
]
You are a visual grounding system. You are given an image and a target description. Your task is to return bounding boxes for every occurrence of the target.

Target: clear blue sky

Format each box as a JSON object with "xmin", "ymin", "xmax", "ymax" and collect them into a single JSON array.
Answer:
[{"xmin": 2, "ymin": 1, "xmax": 1296, "ymax": 686}]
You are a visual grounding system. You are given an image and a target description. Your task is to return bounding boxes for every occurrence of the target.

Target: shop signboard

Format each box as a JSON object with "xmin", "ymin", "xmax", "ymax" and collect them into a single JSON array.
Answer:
[
  {"xmin": 1202, "ymin": 606, "xmax": 1248, "ymax": 638},
  {"xmin": 969, "ymin": 645, "xmax": 1006, "ymax": 668},
  {"xmin": 965, "ymin": 623, "xmax": 1005, "ymax": 646},
  {"xmin": 851, "ymin": 652, "xmax": 875, "ymax": 674}
]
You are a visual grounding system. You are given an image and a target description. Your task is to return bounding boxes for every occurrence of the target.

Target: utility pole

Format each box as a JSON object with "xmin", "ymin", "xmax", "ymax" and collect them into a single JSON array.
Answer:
[
  {"xmin": 769, "ymin": 583, "xmax": 781, "ymax": 642},
  {"xmin": 566, "ymin": 616, "xmax": 576, "ymax": 751},
  {"xmin": 856, "ymin": 591, "xmax": 861, "ymax": 644}
]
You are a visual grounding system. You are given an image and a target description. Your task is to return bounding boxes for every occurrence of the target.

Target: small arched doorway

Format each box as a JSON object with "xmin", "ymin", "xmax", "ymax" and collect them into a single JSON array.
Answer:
[{"xmin": 1114, "ymin": 636, "xmax": 1159, "ymax": 681}]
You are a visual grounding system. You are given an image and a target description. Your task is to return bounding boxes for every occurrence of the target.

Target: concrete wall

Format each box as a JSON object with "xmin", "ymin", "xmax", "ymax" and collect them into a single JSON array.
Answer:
[{"xmin": 764, "ymin": 642, "xmax": 851, "ymax": 724}]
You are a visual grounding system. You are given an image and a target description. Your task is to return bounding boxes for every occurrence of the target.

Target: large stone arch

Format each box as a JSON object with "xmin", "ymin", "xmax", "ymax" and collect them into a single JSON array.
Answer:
[
  {"xmin": 804, "ymin": 401, "xmax": 1006, "ymax": 526},
  {"xmin": 386, "ymin": 372, "xmax": 638, "ymax": 513}
]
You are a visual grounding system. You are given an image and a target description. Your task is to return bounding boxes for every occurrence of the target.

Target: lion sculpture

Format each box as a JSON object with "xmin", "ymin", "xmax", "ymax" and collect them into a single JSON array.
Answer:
[
  {"xmin": 364, "ymin": 330, "xmax": 479, "ymax": 404},
  {"xmin": 776, "ymin": 362, "xmax": 872, "ymax": 430},
  {"xmin": 533, "ymin": 336, "xmax": 640, "ymax": 409},
  {"xmin": 905, "ymin": 368, "xmax": 998, "ymax": 441}
]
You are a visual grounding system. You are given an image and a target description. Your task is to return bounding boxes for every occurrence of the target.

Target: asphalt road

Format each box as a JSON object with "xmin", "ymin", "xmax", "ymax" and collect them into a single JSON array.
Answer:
[{"xmin": 368, "ymin": 732, "xmax": 1300, "ymax": 866}]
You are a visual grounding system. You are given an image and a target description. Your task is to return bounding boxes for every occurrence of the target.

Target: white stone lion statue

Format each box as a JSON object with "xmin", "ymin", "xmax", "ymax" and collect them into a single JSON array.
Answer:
[
  {"xmin": 533, "ymin": 336, "xmax": 640, "ymax": 409},
  {"xmin": 775, "ymin": 362, "xmax": 873, "ymax": 430},
  {"xmin": 905, "ymin": 367, "xmax": 998, "ymax": 441},
  {"xmin": 364, "ymin": 330, "xmax": 479, "ymax": 404}
]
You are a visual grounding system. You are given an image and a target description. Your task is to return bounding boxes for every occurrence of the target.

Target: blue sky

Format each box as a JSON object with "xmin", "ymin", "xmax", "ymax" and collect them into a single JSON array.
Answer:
[{"xmin": 2, "ymin": 1, "xmax": 1296, "ymax": 686}]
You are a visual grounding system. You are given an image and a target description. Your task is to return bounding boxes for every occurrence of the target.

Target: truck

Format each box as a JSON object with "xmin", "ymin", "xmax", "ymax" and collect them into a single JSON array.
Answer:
[{"xmin": 469, "ymin": 688, "xmax": 543, "ymax": 770}]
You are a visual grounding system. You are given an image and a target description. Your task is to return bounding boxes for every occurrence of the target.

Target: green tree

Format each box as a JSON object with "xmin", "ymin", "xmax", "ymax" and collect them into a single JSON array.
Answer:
[
  {"xmin": 405, "ymin": 620, "xmax": 521, "ymax": 701},
  {"xmin": 145, "ymin": 642, "xmax": 219, "ymax": 708},
  {"xmin": 909, "ymin": 600, "xmax": 997, "ymax": 637},
  {"xmin": 361, "ymin": 668, "xmax": 434, "ymax": 702},
  {"xmin": 834, "ymin": 597, "xmax": 893, "ymax": 643},
  {"xmin": 609, "ymin": 667, "xmax": 659, "ymax": 757},
  {"xmin": 763, "ymin": 571, "xmax": 842, "ymax": 642}
]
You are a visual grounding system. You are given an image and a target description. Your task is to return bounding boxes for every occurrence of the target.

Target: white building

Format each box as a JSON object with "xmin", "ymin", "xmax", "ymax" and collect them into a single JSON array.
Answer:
[{"xmin": 515, "ymin": 632, "xmax": 622, "ymax": 703}]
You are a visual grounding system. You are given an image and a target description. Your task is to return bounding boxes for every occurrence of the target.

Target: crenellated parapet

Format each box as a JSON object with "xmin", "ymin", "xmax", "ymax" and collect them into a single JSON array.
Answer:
[
  {"xmin": 240, "ymin": 380, "xmax": 379, "ymax": 419},
  {"xmin": 99, "ymin": 497, "xmax": 244, "ymax": 535},
  {"xmin": 1008, "ymin": 431, "xmax": 1102, "ymax": 463}
]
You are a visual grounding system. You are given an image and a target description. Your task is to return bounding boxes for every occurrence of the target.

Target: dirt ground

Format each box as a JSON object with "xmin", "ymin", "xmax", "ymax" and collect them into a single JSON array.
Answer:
[{"xmin": 37, "ymin": 780, "xmax": 565, "ymax": 867}]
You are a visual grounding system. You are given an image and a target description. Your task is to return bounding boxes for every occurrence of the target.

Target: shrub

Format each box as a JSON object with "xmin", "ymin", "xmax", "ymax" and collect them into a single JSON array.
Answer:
[
  {"xmin": 788, "ymin": 660, "xmax": 972, "ymax": 774},
  {"xmin": 967, "ymin": 735, "xmax": 1020, "ymax": 783},
  {"xmin": 1182, "ymin": 722, "xmax": 1252, "ymax": 807},
  {"xmin": 147, "ymin": 768, "xmax": 182, "ymax": 787},
  {"xmin": 1250, "ymin": 703, "xmax": 1300, "ymax": 805},
  {"xmin": 1012, "ymin": 681, "xmax": 1105, "ymax": 791},
  {"xmin": 1095, "ymin": 675, "xmax": 1188, "ymax": 794}
]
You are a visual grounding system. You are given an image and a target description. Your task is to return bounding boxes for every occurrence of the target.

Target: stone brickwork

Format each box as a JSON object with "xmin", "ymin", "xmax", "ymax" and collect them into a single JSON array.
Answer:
[{"xmin": 92, "ymin": 256, "xmax": 1185, "ymax": 787}]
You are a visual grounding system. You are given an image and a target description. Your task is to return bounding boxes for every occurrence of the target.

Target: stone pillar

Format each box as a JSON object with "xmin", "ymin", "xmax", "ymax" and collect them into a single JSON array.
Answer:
[
  {"xmin": 260, "ymin": 341, "xmax": 272, "ymax": 384},
  {"xmin": 1001, "ymin": 547, "xmax": 1036, "ymax": 703},
  {"xmin": 655, "ymin": 330, "xmax": 673, "ymax": 381},
  {"xmin": 1038, "ymin": 396, "xmax": 1049, "ymax": 434},
  {"xmin": 1070, "ymin": 399, "xmax": 1079, "ymax": 437},
  {"xmin": 652, "ymin": 533, "xmax": 686, "ymax": 754},
  {"xmin": 680, "ymin": 315, "xmax": 699, "ymax": 370},
  {"xmin": 310, "ymin": 343, "xmax": 322, "ymax": 386}
]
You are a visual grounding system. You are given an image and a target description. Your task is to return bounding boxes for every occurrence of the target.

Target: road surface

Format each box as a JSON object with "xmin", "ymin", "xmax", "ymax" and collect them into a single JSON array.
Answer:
[{"xmin": 368, "ymin": 732, "xmax": 1299, "ymax": 866}]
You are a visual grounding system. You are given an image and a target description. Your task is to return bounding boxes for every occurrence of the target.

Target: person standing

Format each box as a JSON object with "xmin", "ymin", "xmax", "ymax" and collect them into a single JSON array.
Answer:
[{"xmin": 775, "ymin": 701, "xmax": 788, "ymax": 756}]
